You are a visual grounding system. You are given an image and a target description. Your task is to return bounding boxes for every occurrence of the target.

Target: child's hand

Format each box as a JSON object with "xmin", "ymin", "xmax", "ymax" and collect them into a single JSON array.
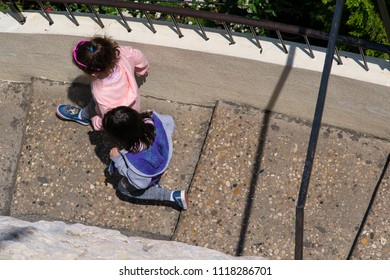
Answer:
[{"xmin": 109, "ymin": 147, "xmax": 120, "ymax": 158}]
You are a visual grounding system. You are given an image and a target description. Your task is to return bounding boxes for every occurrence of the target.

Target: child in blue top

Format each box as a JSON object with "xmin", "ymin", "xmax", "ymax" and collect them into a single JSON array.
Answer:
[{"xmin": 103, "ymin": 106, "xmax": 188, "ymax": 210}]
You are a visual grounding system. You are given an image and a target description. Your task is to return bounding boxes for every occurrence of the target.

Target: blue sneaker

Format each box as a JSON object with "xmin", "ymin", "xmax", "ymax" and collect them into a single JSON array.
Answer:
[
  {"xmin": 56, "ymin": 104, "xmax": 91, "ymax": 126},
  {"xmin": 172, "ymin": 190, "xmax": 188, "ymax": 210}
]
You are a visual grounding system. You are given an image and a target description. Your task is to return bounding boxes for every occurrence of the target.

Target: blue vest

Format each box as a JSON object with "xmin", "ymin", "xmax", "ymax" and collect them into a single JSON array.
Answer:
[{"xmin": 109, "ymin": 113, "xmax": 172, "ymax": 186}]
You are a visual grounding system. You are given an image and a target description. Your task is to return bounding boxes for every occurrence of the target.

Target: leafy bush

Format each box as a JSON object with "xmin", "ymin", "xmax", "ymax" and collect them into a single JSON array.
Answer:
[{"xmin": 1, "ymin": 0, "xmax": 388, "ymax": 58}]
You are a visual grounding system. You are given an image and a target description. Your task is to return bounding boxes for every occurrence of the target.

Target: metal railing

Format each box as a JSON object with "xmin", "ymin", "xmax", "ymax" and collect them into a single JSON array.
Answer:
[
  {"xmin": 295, "ymin": 0, "xmax": 344, "ymax": 260},
  {"xmin": 3, "ymin": 0, "xmax": 390, "ymax": 71}
]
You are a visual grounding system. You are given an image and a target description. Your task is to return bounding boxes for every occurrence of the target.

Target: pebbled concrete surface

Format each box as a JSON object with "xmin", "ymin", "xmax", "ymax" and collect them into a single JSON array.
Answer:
[
  {"xmin": 350, "ymin": 158, "xmax": 389, "ymax": 260},
  {"xmin": 9, "ymin": 78, "xmax": 212, "ymax": 239},
  {"xmin": 1, "ymin": 78, "xmax": 389, "ymax": 260},
  {"xmin": 0, "ymin": 81, "xmax": 32, "ymax": 215},
  {"xmin": 173, "ymin": 101, "xmax": 390, "ymax": 260}
]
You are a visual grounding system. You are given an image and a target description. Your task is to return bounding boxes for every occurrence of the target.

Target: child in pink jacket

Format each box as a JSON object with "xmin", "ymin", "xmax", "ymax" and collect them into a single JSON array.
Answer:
[{"xmin": 56, "ymin": 35, "xmax": 149, "ymax": 131}]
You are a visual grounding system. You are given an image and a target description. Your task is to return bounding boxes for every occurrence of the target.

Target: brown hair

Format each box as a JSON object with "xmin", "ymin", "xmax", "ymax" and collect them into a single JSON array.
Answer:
[
  {"xmin": 103, "ymin": 106, "xmax": 155, "ymax": 153},
  {"xmin": 73, "ymin": 35, "xmax": 120, "ymax": 76}
]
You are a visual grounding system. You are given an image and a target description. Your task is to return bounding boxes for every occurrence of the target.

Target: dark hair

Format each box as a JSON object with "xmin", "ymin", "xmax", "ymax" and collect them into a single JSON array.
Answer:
[
  {"xmin": 73, "ymin": 35, "xmax": 120, "ymax": 75},
  {"xmin": 103, "ymin": 106, "xmax": 155, "ymax": 153}
]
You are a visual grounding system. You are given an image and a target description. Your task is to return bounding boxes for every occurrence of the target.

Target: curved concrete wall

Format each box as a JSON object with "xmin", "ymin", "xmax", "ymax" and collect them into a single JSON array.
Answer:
[{"xmin": 0, "ymin": 11, "xmax": 389, "ymax": 139}]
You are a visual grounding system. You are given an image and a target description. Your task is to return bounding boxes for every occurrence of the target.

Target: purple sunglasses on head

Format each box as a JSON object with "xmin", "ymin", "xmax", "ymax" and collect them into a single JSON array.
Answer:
[{"xmin": 73, "ymin": 40, "xmax": 101, "ymax": 71}]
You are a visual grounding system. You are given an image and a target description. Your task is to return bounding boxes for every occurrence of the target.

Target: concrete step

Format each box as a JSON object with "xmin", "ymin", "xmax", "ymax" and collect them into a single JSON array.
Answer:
[
  {"xmin": 350, "ymin": 156, "xmax": 390, "ymax": 260},
  {"xmin": 0, "ymin": 80, "xmax": 32, "ymax": 215},
  {"xmin": 1, "ymin": 32, "xmax": 389, "ymax": 141},
  {"xmin": 4, "ymin": 78, "xmax": 389, "ymax": 260},
  {"xmin": 173, "ymin": 101, "xmax": 390, "ymax": 260},
  {"xmin": 9, "ymin": 78, "xmax": 213, "ymax": 240}
]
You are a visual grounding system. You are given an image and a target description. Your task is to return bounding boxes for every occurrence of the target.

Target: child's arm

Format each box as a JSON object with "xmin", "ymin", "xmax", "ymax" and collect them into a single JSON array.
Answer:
[
  {"xmin": 109, "ymin": 147, "xmax": 121, "ymax": 158},
  {"xmin": 90, "ymin": 103, "xmax": 110, "ymax": 131},
  {"xmin": 91, "ymin": 115, "xmax": 103, "ymax": 131},
  {"xmin": 121, "ymin": 46, "xmax": 150, "ymax": 76},
  {"xmin": 110, "ymin": 148, "xmax": 152, "ymax": 189}
]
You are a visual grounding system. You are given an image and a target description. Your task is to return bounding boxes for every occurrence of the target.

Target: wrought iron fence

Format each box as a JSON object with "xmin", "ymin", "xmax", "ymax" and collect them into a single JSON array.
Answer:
[{"xmin": 3, "ymin": 0, "xmax": 390, "ymax": 71}]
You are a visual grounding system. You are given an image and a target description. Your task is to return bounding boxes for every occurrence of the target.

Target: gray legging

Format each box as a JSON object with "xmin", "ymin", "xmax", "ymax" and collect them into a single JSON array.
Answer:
[
  {"xmin": 117, "ymin": 177, "xmax": 173, "ymax": 202},
  {"xmin": 80, "ymin": 99, "xmax": 137, "ymax": 120},
  {"xmin": 80, "ymin": 100, "xmax": 97, "ymax": 120}
]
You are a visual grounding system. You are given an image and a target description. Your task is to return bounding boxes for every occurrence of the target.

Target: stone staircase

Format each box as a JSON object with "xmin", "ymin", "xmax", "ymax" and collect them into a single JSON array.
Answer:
[{"xmin": 1, "ymin": 77, "xmax": 389, "ymax": 260}]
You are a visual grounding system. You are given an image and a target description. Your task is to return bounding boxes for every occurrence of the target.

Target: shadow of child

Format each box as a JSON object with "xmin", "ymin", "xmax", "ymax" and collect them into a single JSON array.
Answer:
[{"xmin": 67, "ymin": 78, "xmax": 92, "ymax": 108}]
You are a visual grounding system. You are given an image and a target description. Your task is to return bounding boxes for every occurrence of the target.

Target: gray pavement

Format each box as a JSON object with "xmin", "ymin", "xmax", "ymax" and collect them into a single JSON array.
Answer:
[
  {"xmin": 0, "ymin": 31, "xmax": 389, "ymax": 259},
  {"xmin": 173, "ymin": 101, "xmax": 389, "ymax": 259},
  {"xmin": 1, "ymin": 32, "xmax": 389, "ymax": 139},
  {"xmin": 9, "ymin": 78, "xmax": 212, "ymax": 239},
  {"xmin": 0, "ymin": 81, "xmax": 31, "ymax": 215}
]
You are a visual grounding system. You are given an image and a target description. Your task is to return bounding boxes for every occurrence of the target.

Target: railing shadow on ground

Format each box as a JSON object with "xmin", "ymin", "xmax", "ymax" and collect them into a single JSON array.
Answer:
[
  {"xmin": 235, "ymin": 46, "xmax": 296, "ymax": 257},
  {"xmin": 347, "ymin": 153, "xmax": 390, "ymax": 259}
]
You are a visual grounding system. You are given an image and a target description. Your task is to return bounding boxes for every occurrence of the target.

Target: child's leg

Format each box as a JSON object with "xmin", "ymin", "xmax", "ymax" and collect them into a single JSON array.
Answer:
[
  {"xmin": 56, "ymin": 102, "xmax": 93, "ymax": 126},
  {"xmin": 118, "ymin": 178, "xmax": 172, "ymax": 201},
  {"xmin": 118, "ymin": 178, "xmax": 188, "ymax": 210},
  {"xmin": 79, "ymin": 100, "xmax": 97, "ymax": 120}
]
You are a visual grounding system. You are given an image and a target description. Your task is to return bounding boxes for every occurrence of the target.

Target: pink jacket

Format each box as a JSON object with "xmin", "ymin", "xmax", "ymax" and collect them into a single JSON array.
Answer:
[{"xmin": 90, "ymin": 46, "xmax": 149, "ymax": 131}]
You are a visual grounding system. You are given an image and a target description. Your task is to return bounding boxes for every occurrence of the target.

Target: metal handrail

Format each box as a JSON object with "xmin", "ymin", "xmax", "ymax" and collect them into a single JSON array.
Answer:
[
  {"xmin": 4, "ymin": 0, "xmax": 390, "ymax": 71},
  {"xmin": 295, "ymin": 0, "xmax": 345, "ymax": 260}
]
